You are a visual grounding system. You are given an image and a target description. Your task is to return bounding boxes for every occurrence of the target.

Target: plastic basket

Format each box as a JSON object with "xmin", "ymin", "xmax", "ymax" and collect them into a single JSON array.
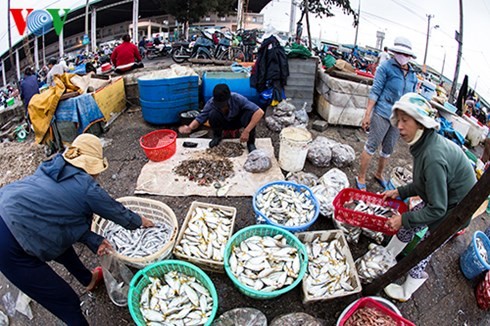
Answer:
[
  {"xmin": 338, "ymin": 297, "xmax": 415, "ymax": 326},
  {"xmin": 128, "ymin": 260, "xmax": 218, "ymax": 326},
  {"xmin": 253, "ymin": 181, "xmax": 320, "ymax": 232},
  {"xmin": 460, "ymin": 231, "xmax": 490, "ymax": 279},
  {"xmin": 91, "ymin": 197, "xmax": 179, "ymax": 269},
  {"xmin": 333, "ymin": 188, "xmax": 409, "ymax": 235},
  {"xmin": 223, "ymin": 225, "xmax": 308, "ymax": 299},
  {"xmin": 139, "ymin": 129, "xmax": 177, "ymax": 162}
]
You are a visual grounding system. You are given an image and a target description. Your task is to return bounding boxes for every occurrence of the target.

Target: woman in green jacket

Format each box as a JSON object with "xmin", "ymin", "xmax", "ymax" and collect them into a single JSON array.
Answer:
[{"xmin": 382, "ymin": 93, "xmax": 476, "ymax": 301}]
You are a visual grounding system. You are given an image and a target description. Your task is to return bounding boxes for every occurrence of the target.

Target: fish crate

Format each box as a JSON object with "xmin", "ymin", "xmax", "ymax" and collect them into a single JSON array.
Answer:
[
  {"xmin": 223, "ymin": 225, "xmax": 308, "ymax": 299},
  {"xmin": 173, "ymin": 201, "xmax": 237, "ymax": 273},
  {"xmin": 91, "ymin": 197, "xmax": 179, "ymax": 269},
  {"xmin": 253, "ymin": 181, "xmax": 320, "ymax": 233},
  {"xmin": 333, "ymin": 188, "xmax": 409, "ymax": 235},
  {"xmin": 297, "ymin": 230, "xmax": 362, "ymax": 303},
  {"xmin": 338, "ymin": 297, "xmax": 415, "ymax": 326},
  {"xmin": 128, "ymin": 260, "xmax": 218, "ymax": 326}
]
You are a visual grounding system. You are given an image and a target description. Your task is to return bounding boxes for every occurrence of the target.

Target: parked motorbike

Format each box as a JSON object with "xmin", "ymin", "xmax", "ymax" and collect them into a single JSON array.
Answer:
[
  {"xmin": 171, "ymin": 41, "xmax": 193, "ymax": 63},
  {"xmin": 147, "ymin": 43, "xmax": 172, "ymax": 60}
]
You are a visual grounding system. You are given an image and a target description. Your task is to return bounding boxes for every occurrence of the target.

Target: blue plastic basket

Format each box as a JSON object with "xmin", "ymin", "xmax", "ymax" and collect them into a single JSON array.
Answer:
[
  {"xmin": 460, "ymin": 231, "xmax": 490, "ymax": 280},
  {"xmin": 252, "ymin": 181, "xmax": 320, "ymax": 232}
]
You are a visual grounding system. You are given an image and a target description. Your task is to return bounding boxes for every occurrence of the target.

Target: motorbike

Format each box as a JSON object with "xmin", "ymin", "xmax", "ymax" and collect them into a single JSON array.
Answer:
[
  {"xmin": 146, "ymin": 43, "xmax": 172, "ymax": 60},
  {"xmin": 171, "ymin": 41, "xmax": 193, "ymax": 63},
  {"xmin": 171, "ymin": 30, "xmax": 215, "ymax": 63}
]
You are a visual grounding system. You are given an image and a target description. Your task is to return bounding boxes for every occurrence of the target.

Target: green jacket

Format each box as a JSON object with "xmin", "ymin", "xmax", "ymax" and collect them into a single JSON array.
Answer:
[{"xmin": 398, "ymin": 129, "xmax": 476, "ymax": 230}]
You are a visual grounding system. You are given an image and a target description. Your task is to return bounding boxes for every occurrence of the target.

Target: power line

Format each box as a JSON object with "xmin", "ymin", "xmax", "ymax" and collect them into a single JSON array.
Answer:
[
  {"xmin": 362, "ymin": 10, "xmax": 426, "ymax": 36},
  {"xmin": 390, "ymin": 0, "xmax": 425, "ymax": 21}
]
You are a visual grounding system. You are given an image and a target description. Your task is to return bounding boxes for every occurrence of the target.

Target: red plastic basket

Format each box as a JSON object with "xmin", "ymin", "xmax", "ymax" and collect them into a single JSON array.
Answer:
[
  {"xmin": 333, "ymin": 188, "xmax": 409, "ymax": 235},
  {"xmin": 339, "ymin": 297, "xmax": 415, "ymax": 326},
  {"xmin": 476, "ymin": 270, "xmax": 490, "ymax": 310},
  {"xmin": 139, "ymin": 129, "xmax": 177, "ymax": 162}
]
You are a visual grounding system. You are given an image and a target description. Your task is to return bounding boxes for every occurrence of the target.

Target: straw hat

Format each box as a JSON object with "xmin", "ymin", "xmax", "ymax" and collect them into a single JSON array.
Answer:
[
  {"xmin": 389, "ymin": 36, "xmax": 416, "ymax": 58},
  {"xmin": 390, "ymin": 93, "xmax": 440, "ymax": 130},
  {"xmin": 63, "ymin": 134, "xmax": 108, "ymax": 175}
]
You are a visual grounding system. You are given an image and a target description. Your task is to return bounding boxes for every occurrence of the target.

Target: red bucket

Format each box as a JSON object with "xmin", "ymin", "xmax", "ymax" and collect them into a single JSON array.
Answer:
[{"xmin": 139, "ymin": 129, "xmax": 177, "ymax": 162}]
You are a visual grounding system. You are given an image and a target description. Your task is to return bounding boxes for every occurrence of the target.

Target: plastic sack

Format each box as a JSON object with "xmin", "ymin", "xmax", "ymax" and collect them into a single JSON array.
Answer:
[
  {"xmin": 1, "ymin": 293, "xmax": 15, "ymax": 317},
  {"xmin": 100, "ymin": 254, "xmax": 134, "ymax": 307},
  {"xmin": 15, "ymin": 292, "xmax": 33, "ymax": 320},
  {"xmin": 265, "ymin": 116, "xmax": 282, "ymax": 132},
  {"xmin": 307, "ymin": 136, "xmax": 336, "ymax": 167},
  {"xmin": 312, "ymin": 168, "xmax": 349, "ymax": 216},
  {"xmin": 294, "ymin": 102, "xmax": 309, "ymax": 126},
  {"xmin": 286, "ymin": 171, "xmax": 319, "ymax": 188},
  {"xmin": 355, "ymin": 245, "xmax": 397, "ymax": 284},
  {"xmin": 212, "ymin": 308, "xmax": 267, "ymax": 326},
  {"xmin": 265, "ymin": 100, "xmax": 309, "ymax": 132},
  {"xmin": 243, "ymin": 149, "xmax": 272, "ymax": 173},
  {"xmin": 331, "ymin": 143, "xmax": 356, "ymax": 167},
  {"xmin": 0, "ymin": 311, "xmax": 8, "ymax": 326},
  {"xmin": 333, "ymin": 216, "xmax": 361, "ymax": 244},
  {"xmin": 270, "ymin": 312, "xmax": 322, "ymax": 326}
]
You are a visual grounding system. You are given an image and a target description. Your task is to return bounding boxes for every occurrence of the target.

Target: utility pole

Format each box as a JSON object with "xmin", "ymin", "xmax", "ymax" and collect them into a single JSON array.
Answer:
[
  {"xmin": 7, "ymin": 0, "xmax": 16, "ymax": 84},
  {"xmin": 305, "ymin": 0, "xmax": 312, "ymax": 50},
  {"xmin": 449, "ymin": 0, "xmax": 463, "ymax": 103},
  {"xmin": 440, "ymin": 49, "xmax": 446, "ymax": 82},
  {"xmin": 85, "ymin": 0, "xmax": 89, "ymax": 52},
  {"xmin": 354, "ymin": 0, "xmax": 361, "ymax": 46},
  {"xmin": 132, "ymin": 0, "xmax": 139, "ymax": 44},
  {"xmin": 423, "ymin": 14, "xmax": 434, "ymax": 72},
  {"xmin": 289, "ymin": 0, "xmax": 297, "ymax": 37}
]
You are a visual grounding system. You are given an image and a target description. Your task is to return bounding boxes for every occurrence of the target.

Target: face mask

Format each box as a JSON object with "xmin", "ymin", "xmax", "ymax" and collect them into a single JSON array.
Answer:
[{"xmin": 394, "ymin": 53, "xmax": 411, "ymax": 66}]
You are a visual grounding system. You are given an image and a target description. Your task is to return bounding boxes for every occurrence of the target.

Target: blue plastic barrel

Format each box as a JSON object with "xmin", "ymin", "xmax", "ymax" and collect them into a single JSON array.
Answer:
[
  {"xmin": 138, "ymin": 75, "xmax": 199, "ymax": 124},
  {"xmin": 202, "ymin": 72, "xmax": 259, "ymax": 104},
  {"xmin": 460, "ymin": 231, "xmax": 490, "ymax": 279}
]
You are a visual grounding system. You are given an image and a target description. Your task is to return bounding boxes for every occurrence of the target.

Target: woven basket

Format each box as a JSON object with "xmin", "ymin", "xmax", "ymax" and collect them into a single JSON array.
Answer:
[
  {"xmin": 173, "ymin": 201, "xmax": 237, "ymax": 273},
  {"xmin": 92, "ymin": 196, "xmax": 178, "ymax": 269}
]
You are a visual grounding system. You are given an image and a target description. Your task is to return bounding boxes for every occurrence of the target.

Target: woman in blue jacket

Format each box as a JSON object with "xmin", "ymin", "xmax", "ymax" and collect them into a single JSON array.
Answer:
[{"xmin": 0, "ymin": 134, "xmax": 154, "ymax": 326}]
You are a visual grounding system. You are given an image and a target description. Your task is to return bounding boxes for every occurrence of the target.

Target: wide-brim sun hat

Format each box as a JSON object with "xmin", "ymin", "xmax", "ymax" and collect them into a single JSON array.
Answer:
[
  {"xmin": 389, "ymin": 36, "xmax": 417, "ymax": 59},
  {"xmin": 390, "ymin": 92, "xmax": 440, "ymax": 130},
  {"xmin": 63, "ymin": 134, "xmax": 108, "ymax": 175}
]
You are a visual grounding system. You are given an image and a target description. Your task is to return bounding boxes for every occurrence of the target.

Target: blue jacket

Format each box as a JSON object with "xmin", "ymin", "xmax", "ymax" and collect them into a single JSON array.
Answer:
[
  {"xmin": 0, "ymin": 154, "xmax": 142, "ymax": 261},
  {"xmin": 20, "ymin": 75, "xmax": 40, "ymax": 109},
  {"xmin": 196, "ymin": 93, "xmax": 259, "ymax": 124},
  {"xmin": 369, "ymin": 58, "xmax": 418, "ymax": 119}
]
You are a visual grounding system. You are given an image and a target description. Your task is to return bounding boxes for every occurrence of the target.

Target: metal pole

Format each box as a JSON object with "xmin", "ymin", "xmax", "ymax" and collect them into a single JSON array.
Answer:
[
  {"xmin": 59, "ymin": 29, "xmax": 64, "ymax": 57},
  {"xmin": 440, "ymin": 50, "xmax": 446, "ymax": 79},
  {"xmin": 91, "ymin": 7, "xmax": 97, "ymax": 52},
  {"xmin": 34, "ymin": 37, "xmax": 39, "ymax": 71},
  {"xmin": 85, "ymin": 0, "xmax": 89, "ymax": 52},
  {"xmin": 449, "ymin": 0, "xmax": 463, "ymax": 103},
  {"xmin": 132, "ymin": 0, "xmax": 139, "ymax": 44},
  {"xmin": 289, "ymin": 0, "xmax": 297, "ymax": 36},
  {"xmin": 1, "ymin": 60, "xmax": 6, "ymax": 87},
  {"xmin": 237, "ymin": 0, "xmax": 244, "ymax": 31},
  {"xmin": 42, "ymin": 34, "xmax": 46, "ymax": 66},
  {"xmin": 423, "ymin": 14, "xmax": 433, "ymax": 69},
  {"xmin": 15, "ymin": 50, "xmax": 20, "ymax": 81},
  {"xmin": 354, "ymin": 0, "xmax": 361, "ymax": 46}
]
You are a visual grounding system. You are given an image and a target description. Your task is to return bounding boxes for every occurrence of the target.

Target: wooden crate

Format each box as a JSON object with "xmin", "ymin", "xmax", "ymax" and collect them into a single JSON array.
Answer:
[
  {"xmin": 297, "ymin": 230, "xmax": 362, "ymax": 303},
  {"xmin": 173, "ymin": 201, "xmax": 237, "ymax": 273}
]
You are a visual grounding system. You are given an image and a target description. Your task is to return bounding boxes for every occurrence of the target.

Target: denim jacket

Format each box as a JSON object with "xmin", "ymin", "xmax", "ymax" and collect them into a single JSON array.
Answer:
[{"xmin": 369, "ymin": 58, "xmax": 418, "ymax": 119}]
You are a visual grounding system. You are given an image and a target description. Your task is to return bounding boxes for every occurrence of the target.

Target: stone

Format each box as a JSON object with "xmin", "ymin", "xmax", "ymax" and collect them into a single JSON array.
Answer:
[{"xmin": 312, "ymin": 120, "xmax": 328, "ymax": 132}]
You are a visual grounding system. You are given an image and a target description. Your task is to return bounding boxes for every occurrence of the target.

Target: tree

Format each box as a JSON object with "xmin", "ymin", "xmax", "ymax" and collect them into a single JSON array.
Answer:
[{"xmin": 162, "ymin": 0, "xmax": 235, "ymax": 39}]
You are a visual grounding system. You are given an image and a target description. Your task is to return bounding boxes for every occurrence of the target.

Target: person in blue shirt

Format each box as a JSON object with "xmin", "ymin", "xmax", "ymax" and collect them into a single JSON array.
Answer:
[
  {"xmin": 20, "ymin": 67, "xmax": 39, "ymax": 112},
  {"xmin": 355, "ymin": 36, "xmax": 419, "ymax": 191},
  {"xmin": 179, "ymin": 84, "xmax": 265, "ymax": 152},
  {"xmin": 0, "ymin": 134, "xmax": 154, "ymax": 326}
]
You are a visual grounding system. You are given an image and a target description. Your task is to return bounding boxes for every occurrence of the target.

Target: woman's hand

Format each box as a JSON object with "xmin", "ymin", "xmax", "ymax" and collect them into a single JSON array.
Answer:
[
  {"xmin": 382, "ymin": 189, "xmax": 399, "ymax": 200},
  {"xmin": 385, "ymin": 213, "xmax": 402, "ymax": 231},
  {"xmin": 240, "ymin": 130, "xmax": 250, "ymax": 143},
  {"xmin": 361, "ymin": 115, "xmax": 371, "ymax": 131},
  {"xmin": 141, "ymin": 216, "xmax": 154, "ymax": 228},
  {"xmin": 97, "ymin": 239, "xmax": 113, "ymax": 256}
]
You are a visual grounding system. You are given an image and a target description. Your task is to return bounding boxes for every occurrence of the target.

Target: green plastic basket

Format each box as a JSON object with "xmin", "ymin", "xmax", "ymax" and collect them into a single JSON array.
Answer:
[
  {"xmin": 128, "ymin": 260, "xmax": 218, "ymax": 326},
  {"xmin": 223, "ymin": 225, "xmax": 308, "ymax": 299}
]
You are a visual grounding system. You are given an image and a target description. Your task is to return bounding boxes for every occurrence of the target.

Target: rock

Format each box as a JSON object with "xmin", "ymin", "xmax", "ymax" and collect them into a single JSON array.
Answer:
[{"xmin": 312, "ymin": 120, "xmax": 328, "ymax": 132}]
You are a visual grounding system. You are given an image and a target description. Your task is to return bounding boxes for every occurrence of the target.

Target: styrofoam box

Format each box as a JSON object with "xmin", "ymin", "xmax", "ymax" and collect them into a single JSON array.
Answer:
[{"xmin": 463, "ymin": 115, "xmax": 486, "ymax": 147}]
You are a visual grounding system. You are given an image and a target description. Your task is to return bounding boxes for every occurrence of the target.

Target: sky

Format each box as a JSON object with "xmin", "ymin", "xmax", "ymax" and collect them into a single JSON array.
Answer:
[{"xmin": 260, "ymin": 0, "xmax": 490, "ymax": 102}]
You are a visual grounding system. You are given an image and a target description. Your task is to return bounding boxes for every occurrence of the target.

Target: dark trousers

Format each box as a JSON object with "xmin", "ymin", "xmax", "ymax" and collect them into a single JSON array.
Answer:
[
  {"xmin": 0, "ymin": 217, "xmax": 90, "ymax": 326},
  {"xmin": 208, "ymin": 109, "xmax": 256, "ymax": 142}
]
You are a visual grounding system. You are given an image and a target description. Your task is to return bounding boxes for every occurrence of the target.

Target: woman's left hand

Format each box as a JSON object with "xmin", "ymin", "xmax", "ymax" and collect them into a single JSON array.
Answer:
[
  {"xmin": 97, "ymin": 239, "xmax": 113, "ymax": 256},
  {"xmin": 385, "ymin": 213, "xmax": 403, "ymax": 231}
]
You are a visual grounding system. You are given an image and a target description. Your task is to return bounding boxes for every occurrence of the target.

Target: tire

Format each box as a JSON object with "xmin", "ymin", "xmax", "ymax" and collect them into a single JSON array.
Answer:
[
  {"xmin": 217, "ymin": 49, "xmax": 229, "ymax": 61},
  {"xmin": 146, "ymin": 51, "xmax": 157, "ymax": 60},
  {"xmin": 171, "ymin": 47, "xmax": 188, "ymax": 63},
  {"xmin": 195, "ymin": 49, "xmax": 211, "ymax": 60}
]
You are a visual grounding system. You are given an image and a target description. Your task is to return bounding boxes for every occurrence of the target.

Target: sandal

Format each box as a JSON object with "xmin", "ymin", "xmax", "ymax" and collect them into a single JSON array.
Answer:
[
  {"xmin": 373, "ymin": 175, "xmax": 388, "ymax": 189},
  {"xmin": 87, "ymin": 266, "xmax": 103, "ymax": 292},
  {"xmin": 355, "ymin": 177, "xmax": 367, "ymax": 191}
]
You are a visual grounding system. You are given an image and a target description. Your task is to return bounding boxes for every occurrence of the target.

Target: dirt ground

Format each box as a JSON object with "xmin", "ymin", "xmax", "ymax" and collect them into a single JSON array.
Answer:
[{"xmin": 0, "ymin": 106, "xmax": 489, "ymax": 326}]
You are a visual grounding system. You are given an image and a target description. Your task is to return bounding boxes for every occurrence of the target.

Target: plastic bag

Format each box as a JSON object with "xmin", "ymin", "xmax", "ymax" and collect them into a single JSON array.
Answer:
[
  {"xmin": 243, "ymin": 149, "xmax": 272, "ymax": 173},
  {"xmin": 333, "ymin": 217, "xmax": 361, "ymax": 244},
  {"xmin": 270, "ymin": 312, "xmax": 322, "ymax": 326},
  {"xmin": 0, "ymin": 311, "xmax": 8, "ymax": 326},
  {"xmin": 100, "ymin": 254, "xmax": 134, "ymax": 307},
  {"xmin": 15, "ymin": 292, "xmax": 33, "ymax": 320},
  {"xmin": 312, "ymin": 168, "xmax": 350, "ymax": 216},
  {"xmin": 294, "ymin": 102, "xmax": 309, "ymax": 125},
  {"xmin": 265, "ymin": 116, "xmax": 282, "ymax": 132},
  {"xmin": 212, "ymin": 308, "xmax": 267, "ymax": 326},
  {"xmin": 331, "ymin": 143, "xmax": 356, "ymax": 167},
  {"xmin": 362, "ymin": 228, "xmax": 385, "ymax": 244},
  {"xmin": 286, "ymin": 171, "xmax": 319, "ymax": 188},
  {"xmin": 355, "ymin": 245, "xmax": 397, "ymax": 284},
  {"xmin": 1, "ymin": 293, "xmax": 15, "ymax": 317},
  {"xmin": 265, "ymin": 100, "xmax": 309, "ymax": 132},
  {"xmin": 307, "ymin": 136, "xmax": 336, "ymax": 167}
]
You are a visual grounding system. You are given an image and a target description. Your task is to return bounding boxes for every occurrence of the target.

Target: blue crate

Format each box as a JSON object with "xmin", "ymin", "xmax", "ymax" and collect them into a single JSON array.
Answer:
[{"xmin": 202, "ymin": 71, "xmax": 259, "ymax": 105}]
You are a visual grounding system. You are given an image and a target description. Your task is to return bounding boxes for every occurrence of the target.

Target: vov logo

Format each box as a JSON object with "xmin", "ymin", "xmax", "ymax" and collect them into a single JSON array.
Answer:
[{"xmin": 10, "ymin": 8, "xmax": 71, "ymax": 36}]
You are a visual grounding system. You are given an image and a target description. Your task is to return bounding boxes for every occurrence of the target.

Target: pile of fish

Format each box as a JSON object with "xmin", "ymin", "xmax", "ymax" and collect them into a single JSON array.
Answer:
[
  {"xmin": 104, "ymin": 222, "xmax": 172, "ymax": 258},
  {"xmin": 174, "ymin": 158, "xmax": 234, "ymax": 186},
  {"xmin": 303, "ymin": 237, "xmax": 355, "ymax": 299},
  {"xmin": 229, "ymin": 235, "xmax": 301, "ymax": 292},
  {"xmin": 286, "ymin": 171, "xmax": 319, "ymax": 188},
  {"xmin": 139, "ymin": 271, "xmax": 213, "ymax": 325},
  {"xmin": 344, "ymin": 306, "xmax": 397, "ymax": 326},
  {"xmin": 206, "ymin": 142, "xmax": 244, "ymax": 157},
  {"xmin": 255, "ymin": 184, "xmax": 316, "ymax": 227},
  {"xmin": 174, "ymin": 206, "xmax": 234, "ymax": 263},
  {"xmin": 343, "ymin": 200, "xmax": 398, "ymax": 219},
  {"xmin": 355, "ymin": 245, "xmax": 397, "ymax": 283},
  {"xmin": 476, "ymin": 237, "xmax": 489, "ymax": 263}
]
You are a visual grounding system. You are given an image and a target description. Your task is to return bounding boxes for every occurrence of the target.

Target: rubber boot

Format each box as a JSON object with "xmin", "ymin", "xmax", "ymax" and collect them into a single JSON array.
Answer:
[
  {"xmin": 246, "ymin": 129, "xmax": 257, "ymax": 153},
  {"xmin": 209, "ymin": 129, "xmax": 222, "ymax": 148},
  {"xmin": 385, "ymin": 235, "xmax": 408, "ymax": 257},
  {"xmin": 384, "ymin": 274, "xmax": 428, "ymax": 302}
]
